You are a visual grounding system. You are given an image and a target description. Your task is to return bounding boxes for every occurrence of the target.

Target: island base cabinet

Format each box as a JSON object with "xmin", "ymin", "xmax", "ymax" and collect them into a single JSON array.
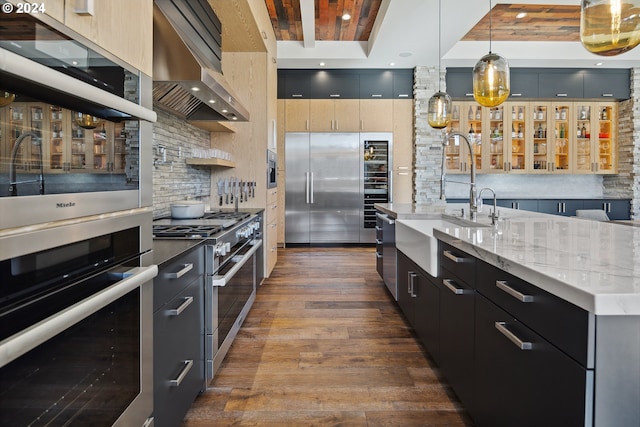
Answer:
[
  {"xmin": 437, "ymin": 270, "xmax": 475, "ymax": 407},
  {"xmin": 472, "ymin": 294, "xmax": 592, "ymax": 427}
]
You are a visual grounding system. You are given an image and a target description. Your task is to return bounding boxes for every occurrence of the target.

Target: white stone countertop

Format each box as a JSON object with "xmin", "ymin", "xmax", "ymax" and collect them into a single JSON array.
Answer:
[{"xmin": 390, "ymin": 203, "xmax": 640, "ymax": 316}]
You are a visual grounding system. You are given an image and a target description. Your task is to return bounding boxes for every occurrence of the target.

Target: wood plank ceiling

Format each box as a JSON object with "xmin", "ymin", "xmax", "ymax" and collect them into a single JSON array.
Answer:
[
  {"xmin": 265, "ymin": 0, "xmax": 382, "ymax": 41},
  {"xmin": 264, "ymin": 2, "xmax": 580, "ymax": 43}
]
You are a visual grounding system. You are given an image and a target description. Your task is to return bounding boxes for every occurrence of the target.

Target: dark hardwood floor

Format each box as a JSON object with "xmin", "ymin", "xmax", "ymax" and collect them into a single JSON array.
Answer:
[{"xmin": 182, "ymin": 247, "xmax": 474, "ymax": 426}]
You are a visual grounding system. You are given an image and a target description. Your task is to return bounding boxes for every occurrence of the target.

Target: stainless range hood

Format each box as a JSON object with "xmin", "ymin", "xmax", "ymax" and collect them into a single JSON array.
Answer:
[{"xmin": 153, "ymin": 1, "xmax": 249, "ymax": 127}]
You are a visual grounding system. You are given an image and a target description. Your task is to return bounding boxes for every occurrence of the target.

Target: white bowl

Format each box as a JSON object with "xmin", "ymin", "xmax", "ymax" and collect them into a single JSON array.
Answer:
[{"xmin": 170, "ymin": 201, "xmax": 205, "ymax": 219}]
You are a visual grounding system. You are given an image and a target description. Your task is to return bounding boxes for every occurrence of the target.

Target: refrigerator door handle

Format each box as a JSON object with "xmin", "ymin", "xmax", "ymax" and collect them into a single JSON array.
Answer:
[
  {"xmin": 305, "ymin": 172, "xmax": 310, "ymax": 204},
  {"xmin": 310, "ymin": 172, "xmax": 314, "ymax": 204}
]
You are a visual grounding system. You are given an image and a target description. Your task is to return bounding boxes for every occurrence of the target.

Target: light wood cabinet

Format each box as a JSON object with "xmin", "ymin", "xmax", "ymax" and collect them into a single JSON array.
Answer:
[
  {"xmin": 360, "ymin": 99, "xmax": 393, "ymax": 131},
  {"xmin": 284, "ymin": 99, "xmax": 310, "ymax": 132},
  {"xmin": 266, "ymin": 187, "xmax": 278, "ymax": 276},
  {"xmin": 448, "ymin": 100, "xmax": 618, "ymax": 175},
  {"xmin": 309, "ymin": 99, "xmax": 359, "ymax": 132},
  {"xmin": 42, "ymin": 0, "xmax": 153, "ymax": 75},
  {"xmin": 392, "ymin": 99, "xmax": 413, "ymax": 203}
]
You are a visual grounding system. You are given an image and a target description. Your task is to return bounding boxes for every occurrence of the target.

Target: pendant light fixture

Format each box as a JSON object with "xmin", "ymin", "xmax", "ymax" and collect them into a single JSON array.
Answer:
[
  {"xmin": 472, "ymin": 0, "xmax": 510, "ymax": 107},
  {"xmin": 0, "ymin": 90, "xmax": 15, "ymax": 107},
  {"xmin": 427, "ymin": 0, "xmax": 452, "ymax": 129},
  {"xmin": 580, "ymin": 0, "xmax": 640, "ymax": 56}
]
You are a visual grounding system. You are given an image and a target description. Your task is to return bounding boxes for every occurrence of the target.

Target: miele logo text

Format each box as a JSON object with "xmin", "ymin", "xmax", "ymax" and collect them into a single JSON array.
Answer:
[{"xmin": 56, "ymin": 202, "xmax": 76, "ymax": 208}]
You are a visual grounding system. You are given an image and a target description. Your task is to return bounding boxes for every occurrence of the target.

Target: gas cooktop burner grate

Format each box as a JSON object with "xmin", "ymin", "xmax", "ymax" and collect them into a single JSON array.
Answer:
[
  {"xmin": 152, "ymin": 224, "xmax": 223, "ymax": 238},
  {"xmin": 202, "ymin": 212, "xmax": 251, "ymax": 221}
]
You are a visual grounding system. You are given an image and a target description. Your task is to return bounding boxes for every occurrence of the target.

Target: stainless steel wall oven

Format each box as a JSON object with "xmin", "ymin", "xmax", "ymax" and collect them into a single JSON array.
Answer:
[
  {"xmin": 0, "ymin": 11, "xmax": 156, "ymax": 229},
  {"xmin": 0, "ymin": 213, "xmax": 157, "ymax": 427}
]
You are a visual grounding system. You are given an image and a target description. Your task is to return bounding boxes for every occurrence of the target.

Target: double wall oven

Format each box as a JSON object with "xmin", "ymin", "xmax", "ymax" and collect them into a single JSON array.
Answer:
[{"xmin": 0, "ymin": 10, "xmax": 157, "ymax": 427}]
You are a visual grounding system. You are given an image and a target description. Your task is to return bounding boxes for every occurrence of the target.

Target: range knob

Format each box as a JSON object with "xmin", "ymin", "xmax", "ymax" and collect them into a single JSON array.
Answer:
[{"xmin": 214, "ymin": 242, "xmax": 230, "ymax": 256}]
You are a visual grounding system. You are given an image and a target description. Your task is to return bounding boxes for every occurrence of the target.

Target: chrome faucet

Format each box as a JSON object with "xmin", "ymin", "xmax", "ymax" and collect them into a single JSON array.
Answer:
[
  {"xmin": 478, "ymin": 187, "xmax": 500, "ymax": 226},
  {"xmin": 9, "ymin": 131, "xmax": 44, "ymax": 196},
  {"xmin": 440, "ymin": 131, "xmax": 478, "ymax": 220}
]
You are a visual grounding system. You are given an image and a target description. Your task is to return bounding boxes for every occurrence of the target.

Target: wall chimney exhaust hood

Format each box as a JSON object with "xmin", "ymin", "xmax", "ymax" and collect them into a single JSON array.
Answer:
[{"xmin": 153, "ymin": 0, "xmax": 249, "ymax": 127}]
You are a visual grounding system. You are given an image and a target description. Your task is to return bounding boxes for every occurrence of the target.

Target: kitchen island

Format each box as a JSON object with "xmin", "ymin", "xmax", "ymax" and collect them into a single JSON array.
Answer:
[{"xmin": 376, "ymin": 202, "xmax": 640, "ymax": 427}]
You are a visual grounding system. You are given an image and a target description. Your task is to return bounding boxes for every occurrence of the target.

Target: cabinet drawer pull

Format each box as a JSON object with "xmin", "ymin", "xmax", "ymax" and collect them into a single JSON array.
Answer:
[
  {"xmin": 169, "ymin": 360, "xmax": 194, "ymax": 387},
  {"xmin": 443, "ymin": 250, "xmax": 464, "ymax": 263},
  {"xmin": 167, "ymin": 296, "xmax": 194, "ymax": 316},
  {"xmin": 408, "ymin": 272, "xmax": 418, "ymax": 297},
  {"xmin": 495, "ymin": 322, "xmax": 532, "ymax": 350},
  {"xmin": 443, "ymin": 279, "xmax": 465, "ymax": 295},
  {"xmin": 376, "ymin": 239, "xmax": 382, "ymax": 244},
  {"xmin": 496, "ymin": 280, "xmax": 533, "ymax": 302},
  {"xmin": 166, "ymin": 263, "xmax": 193, "ymax": 279},
  {"xmin": 511, "ymin": 93, "xmax": 522, "ymax": 97},
  {"xmin": 555, "ymin": 93, "xmax": 568, "ymax": 97},
  {"xmin": 601, "ymin": 93, "xmax": 613, "ymax": 97},
  {"xmin": 376, "ymin": 252, "xmax": 383, "ymax": 259}
]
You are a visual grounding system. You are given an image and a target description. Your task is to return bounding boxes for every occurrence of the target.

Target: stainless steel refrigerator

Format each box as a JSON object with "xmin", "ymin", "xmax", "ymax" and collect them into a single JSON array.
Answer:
[{"xmin": 285, "ymin": 132, "xmax": 392, "ymax": 244}]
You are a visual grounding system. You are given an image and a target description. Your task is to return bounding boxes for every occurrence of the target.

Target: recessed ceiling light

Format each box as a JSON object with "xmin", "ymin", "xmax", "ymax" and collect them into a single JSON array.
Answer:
[
  {"xmin": 342, "ymin": 13, "xmax": 351, "ymax": 20},
  {"xmin": 191, "ymin": 87, "xmax": 200, "ymax": 92},
  {"xmin": 209, "ymin": 99, "xmax": 216, "ymax": 103},
  {"xmin": 516, "ymin": 12, "xmax": 527, "ymax": 19},
  {"xmin": 319, "ymin": 62, "xmax": 326, "ymax": 67},
  {"xmin": 222, "ymin": 109, "xmax": 228, "ymax": 113},
  {"xmin": 389, "ymin": 62, "xmax": 395, "ymax": 66},
  {"xmin": 595, "ymin": 62, "xmax": 604, "ymax": 66}
]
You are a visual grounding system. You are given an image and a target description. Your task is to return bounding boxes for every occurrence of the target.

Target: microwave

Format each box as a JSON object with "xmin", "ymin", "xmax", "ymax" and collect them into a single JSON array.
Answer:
[{"xmin": 267, "ymin": 149, "xmax": 277, "ymax": 188}]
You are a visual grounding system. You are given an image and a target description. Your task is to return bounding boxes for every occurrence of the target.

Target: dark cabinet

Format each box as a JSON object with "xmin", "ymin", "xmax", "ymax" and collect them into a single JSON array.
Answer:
[
  {"xmin": 437, "ymin": 242, "xmax": 476, "ymax": 406},
  {"xmin": 473, "ymin": 294, "xmax": 591, "ymax": 427},
  {"xmin": 537, "ymin": 70, "xmax": 584, "ymax": 98},
  {"xmin": 583, "ymin": 69, "xmax": 630, "ymax": 100},
  {"xmin": 154, "ymin": 246, "xmax": 205, "ymax": 427},
  {"xmin": 445, "ymin": 68, "xmax": 474, "ymax": 99},
  {"xmin": 360, "ymin": 71, "xmax": 394, "ymax": 98},
  {"xmin": 583, "ymin": 199, "xmax": 631, "ymax": 220},
  {"xmin": 397, "ymin": 251, "xmax": 440, "ymax": 360},
  {"xmin": 445, "ymin": 67, "xmax": 630, "ymax": 100},
  {"xmin": 392, "ymin": 69, "xmax": 414, "ymax": 98},
  {"xmin": 375, "ymin": 215, "xmax": 383, "ymax": 278},
  {"xmin": 538, "ymin": 199, "xmax": 583, "ymax": 217},
  {"xmin": 283, "ymin": 72, "xmax": 311, "ymax": 98},
  {"xmin": 495, "ymin": 199, "xmax": 538, "ymax": 211},
  {"xmin": 509, "ymin": 70, "xmax": 539, "ymax": 98},
  {"xmin": 279, "ymin": 69, "xmax": 414, "ymax": 99},
  {"xmin": 310, "ymin": 71, "xmax": 359, "ymax": 98}
]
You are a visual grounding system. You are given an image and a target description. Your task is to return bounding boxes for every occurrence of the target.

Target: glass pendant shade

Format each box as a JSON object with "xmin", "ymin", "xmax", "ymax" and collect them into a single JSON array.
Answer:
[
  {"xmin": 473, "ymin": 52, "xmax": 510, "ymax": 107},
  {"xmin": 580, "ymin": 0, "xmax": 640, "ymax": 56},
  {"xmin": 0, "ymin": 90, "xmax": 15, "ymax": 107},
  {"xmin": 74, "ymin": 112, "xmax": 100, "ymax": 129},
  {"xmin": 428, "ymin": 91, "xmax": 452, "ymax": 129}
]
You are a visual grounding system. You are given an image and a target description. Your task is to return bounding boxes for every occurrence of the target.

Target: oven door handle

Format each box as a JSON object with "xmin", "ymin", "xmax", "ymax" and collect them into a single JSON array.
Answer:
[
  {"xmin": 210, "ymin": 240, "xmax": 262, "ymax": 287},
  {"xmin": 0, "ymin": 265, "xmax": 158, "ymax": 367}
]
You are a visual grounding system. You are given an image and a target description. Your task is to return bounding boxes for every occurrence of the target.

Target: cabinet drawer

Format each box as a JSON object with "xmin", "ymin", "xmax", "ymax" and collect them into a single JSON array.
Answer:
[
  {"xmin": 473, "ymin": 294, "xmax": 591, "ymax": 427},
  {"xmin": 477, "ymin": 260, "xmax": 593, "ymax": 367},
  {"xmin": 266, "ymin": 201, "xmax": 278, "ymax": 225},
  {"xmin": 267, "ymin": 187, "xmax": 278, "ymax": 204},
  {"xmin": 154, "ymin": 246, "xmax": 204, "ymax": 311},
  {"xmin": 438, "ymin": 241, "xmax": 476, "ymax": 286},
  {"xmin": 154, "ymin": 278, "xmax": 204, "ymax": 427}
]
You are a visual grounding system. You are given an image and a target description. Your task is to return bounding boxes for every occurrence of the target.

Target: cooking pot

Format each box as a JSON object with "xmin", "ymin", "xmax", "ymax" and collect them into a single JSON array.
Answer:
[{"xmin": 170, "ymin": 201, "xmax": 205, "ymax": 219}]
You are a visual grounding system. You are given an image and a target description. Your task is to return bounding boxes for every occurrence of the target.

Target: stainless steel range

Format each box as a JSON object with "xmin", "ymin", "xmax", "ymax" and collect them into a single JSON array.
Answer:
[{"xmin": 153, "ymin": 211, "xmax": 262, "ymax": 383}]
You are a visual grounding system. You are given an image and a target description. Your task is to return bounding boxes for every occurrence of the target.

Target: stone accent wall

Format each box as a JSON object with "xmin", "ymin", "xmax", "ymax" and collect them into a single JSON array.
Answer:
[
  {"xmin": 414, "ymin": 66, "xmax": 446, "ymax": 206},
  {"xmin": 605, "ymin": 68, "xmax": 640, "ymax": 218},
  {"xmin": 152, "ymin": 108, "xmax": 212, "ymax": 218}
]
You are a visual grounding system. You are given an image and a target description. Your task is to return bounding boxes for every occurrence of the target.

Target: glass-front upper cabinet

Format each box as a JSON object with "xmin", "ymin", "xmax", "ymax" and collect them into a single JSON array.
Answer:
[
  {"xmin": 594, "ymin": 103, "xmax": 616, "ymax": 174},
  {"xmin": 551, "ymin": 102, "xmax": 571, "ymax": 173},
  {"xmin": 486, "ymin": 105, "xmax": 505, "ymax": 172},
  {"xmin": 446, "ymin": 102, "xmax": 486, "ymax": 174},
  {"xmin": 529, "ymin": 103, "xmax": 550, "ymax": 173},
  {"xmin": 505, "ymin": 103, "xmax": 529, "ymax": 173},
  {"xmin": 574, "ymin": 103, "xmax": 593, "ymax": 174}
]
